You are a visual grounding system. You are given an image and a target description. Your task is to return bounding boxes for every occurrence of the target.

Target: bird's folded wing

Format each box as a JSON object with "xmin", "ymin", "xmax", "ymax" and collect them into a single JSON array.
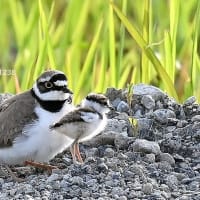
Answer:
[{"xmin": 0, "ymin": 91, "xmax": 38, "ymax": 148}]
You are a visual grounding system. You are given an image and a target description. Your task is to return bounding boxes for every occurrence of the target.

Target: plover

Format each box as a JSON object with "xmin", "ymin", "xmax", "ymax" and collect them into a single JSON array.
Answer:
[
  {"xmin": 50, "ymin": 93, "xmax": 111, "ymax": 163},
  {"xmin": 0, "ymin": 70, "xmax": 74, "ymax": 174}
]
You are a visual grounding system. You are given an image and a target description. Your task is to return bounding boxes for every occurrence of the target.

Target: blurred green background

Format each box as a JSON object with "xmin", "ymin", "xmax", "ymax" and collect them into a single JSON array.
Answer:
[{"xmin": 0, "ymin": 0, "xmax": 200, "ymax": 103}]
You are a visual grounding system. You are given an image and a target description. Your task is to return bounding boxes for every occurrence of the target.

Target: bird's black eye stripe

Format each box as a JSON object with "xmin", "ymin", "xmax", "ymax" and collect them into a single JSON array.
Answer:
[
  {"xmin": 53, "ymin": 85, "xmax": 67, "ymax": 91},
  {"xmin": 86, "ymin": 95, "xmax": 108, "ymax": 105},
  {"xmin": 50, "ymin": 74, "xmax": 67, "ymax": 82}
]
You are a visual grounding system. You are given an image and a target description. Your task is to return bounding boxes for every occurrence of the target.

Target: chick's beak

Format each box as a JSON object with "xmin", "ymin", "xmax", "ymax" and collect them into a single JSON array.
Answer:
[{"xmin": 67, "ymin": 95, "xmax": 73, "ymax": 104}]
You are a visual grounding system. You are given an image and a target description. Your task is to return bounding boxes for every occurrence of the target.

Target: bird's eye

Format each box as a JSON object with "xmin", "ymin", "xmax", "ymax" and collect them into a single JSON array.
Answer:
[{"xmin": 45, "ymin": 81, "xmax": 53, "ymax": 88}]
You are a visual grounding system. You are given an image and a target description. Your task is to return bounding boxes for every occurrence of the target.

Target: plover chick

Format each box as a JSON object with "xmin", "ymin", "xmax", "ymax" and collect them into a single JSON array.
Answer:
[{"xmin": 50, "ymin": 93, "xmax": 111, "ymax": 163}]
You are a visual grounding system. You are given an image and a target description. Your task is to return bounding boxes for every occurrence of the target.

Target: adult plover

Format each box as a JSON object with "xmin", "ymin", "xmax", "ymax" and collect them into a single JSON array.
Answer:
[
  {"xmin": 0, "ymin": 70, "xmax": 74, "ymax": 173},
  {"xmin": 50, "ymin": 93, "xmax": 111, "ymax": 163}
]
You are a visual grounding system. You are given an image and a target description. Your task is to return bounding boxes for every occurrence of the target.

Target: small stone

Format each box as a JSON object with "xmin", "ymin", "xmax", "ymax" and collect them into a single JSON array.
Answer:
[
  {"xmin": 173, "ymin": 154, "xmax": 185, "ymax": 162},
  {"xmin": 137, "ymin": 118, "xmax": 153, "ymax": 131},
  {"xmin": 63, "ymin": 174, "xmax": 71, "ymax": 180},
  {"xmin": 97, "ymin": 163, "xmax": 108, "ymax": 172},
  {"xmin": 132, "ymin": 139, "xmax": 161, "ymax": 155},
  {"xmin": 166, "ymin": 174, "xmax": 178, "ymax": 189},
  {"xmin": 24, "ymin": 184, "xmax": 34, "ymax": 194},
  {"xmin": 145, "ymin": 153, "xmax": 155, "ymax": 163},
  {"xmin": 47, "ymin": 173, "xmax": 59, "ymax": 182},
  {"xmin": 178, "ymin": 196, "xmax": 191, "ymax": 200},
  {"xmin": 142, "ymin": 183, "xmax": 153, "ymax": 194},
  {"xmin": 117, "ymin": 101, "xmax": 129, "ymax": 113},
  {"xmin": 176, "ymin": 120, "xmax": 188, "ymax": 127},
  {"xmin": 188, "ymin": 181, "xmax": 199, "ymax": 191},
  {"xmin": 158, "ymin": 153, "xmax": 175, "ymax": 166},
  {"xmin": 112, "ymin": 98, "xmax": 122, "ymax": 108},
  {"xmin": 191, "ymin": 115, "xmax": 200, "ymax": 122},
  {"xmin": 141, "ymin": 95, "xmax": 155, "ymax": 110},
  {"xmin": 0, "ymin": 178, "xmax": 4, "ymax": 185},
  {"xmin": 193, "ymin": 130, "xmax": 200, "ymax": 141},
  {"xmin": 104, "ymin": 147, "xmax": 115, "ymax": 158},
  {"xmin": 24, "ymin": 195, "xmax": 34, "ymax": 200},
  {"xmin": 114, "ymin": 134, "xmax": 130, "ymax": 150},
  {"xmin": 117, "ymin": 196, "xmax": 127, "ymax": 200},
  {"xmin": 82, "ymin": 191, "xmax": 90, "ymax": 198},
  {"xmin": 153, "ymin": 109, "xmax": 176, "ymax": 124},
  {"xmin": 184, "ymin": 96, "xmax": 196, "ymax": 106},
  {"xmin": 86, "ymin": 179, "xmax": 97, "ymax": 187},
  {"xmin": 85, "ymin": 147, "xmax": 99, "ymax": 158},
  {"xmin": 71, "ymin": 176, "xmax": 84, "ymax": 186}
]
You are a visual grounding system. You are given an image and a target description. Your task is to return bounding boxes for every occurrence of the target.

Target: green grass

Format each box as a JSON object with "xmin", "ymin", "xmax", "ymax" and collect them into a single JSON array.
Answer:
[{"xmin": 0, "ymin": 0, "xmax": 200, "ymax": 103}]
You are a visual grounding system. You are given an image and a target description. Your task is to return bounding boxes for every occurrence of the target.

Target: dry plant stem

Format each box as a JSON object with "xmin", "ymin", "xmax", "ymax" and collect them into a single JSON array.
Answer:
[
  {"xmin": 24, "ymin": 160, "xmax": 58, "ymax": 172},
  {"xmin": 5, "ymin": 165, "xmax": 25, "ymax": 182}
]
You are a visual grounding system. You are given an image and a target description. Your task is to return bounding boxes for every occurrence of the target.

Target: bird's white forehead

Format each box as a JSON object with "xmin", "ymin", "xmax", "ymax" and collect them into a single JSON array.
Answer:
[
  {"xmin": 38, "ymin": 78, "xmax": 67, "ymax": 86},
  {"xmin": 54, "ymin": 80, "xmax": 68, "ymax": 86},
  {"xmin": 39, "ymin": 77, "xmax": 51, "ymax": 82}
]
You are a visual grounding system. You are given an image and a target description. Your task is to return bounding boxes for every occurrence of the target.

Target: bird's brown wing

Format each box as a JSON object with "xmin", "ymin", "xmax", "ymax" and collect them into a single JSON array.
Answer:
[
  {"xmin": 51, "ymin": 107, "xmax": 96, "ymax": 129},
  {"xmin": 0, "ymin": 91, "xmax": 38, "ymax": 148}
]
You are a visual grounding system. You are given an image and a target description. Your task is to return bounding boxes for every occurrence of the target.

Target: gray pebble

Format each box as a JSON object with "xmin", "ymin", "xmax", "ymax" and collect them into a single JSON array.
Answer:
[
  {"xmin": 166, "ymin": 174, "xmax": 178, "ymax": 190},
  {"xmin": 97, "ymin": 163, "xmax": 108, "ymax": 172},
  {"xmin": 184, "ymin": 96, "xmax": 196, "ymax": 106},
  {"xmin": 132, "ymin": 139, "xmax": 161, "ymax": 155},
  {"xmin": 117, "ymin": 101, "xmax": 129, "ymax": 113},
  {"xmin": 104, "ymin": 147, "xmax": 115, "ymax": 158},
  {"xmin": 142, "ymin": 183, "xmax": 153, "ymax": 194},
  {"xmin": 153, "ymin": 109, "xmax": 176, "ymax": 124},
  {"xmin": 145, "ymin": 153, "xmax": 156, "ymax": 163},
  {"xmin": 158, "ymin": 153, "xmax": 175, "ymax": 166},
  {"xmin": 188, "ymin": 181, "xmax": 199, "ymax": 191},
  {"xmin": 191, "ymin": 115, "xmax": 200, "ymax": 122},
  {"xmin": 47, "ymin": 174, "xmax": 59, "ymax": 182},
  {"xmin": 71, "ymin": 176, "xmax": 84, "ymax": 186},
  {"xmin": 141, "ymin": 95, "xmax": 155, "ymax": 110},
  {"xmin": 114, "ymin": 134, "xmax": 130, "ymax": 150},
  {"xmin": 112, "ymin": 97, "xmax": 122, "ymax": 108}
]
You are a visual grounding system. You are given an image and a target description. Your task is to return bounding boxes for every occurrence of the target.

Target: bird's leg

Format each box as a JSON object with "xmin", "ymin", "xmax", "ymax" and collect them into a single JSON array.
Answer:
[
  {"xmin": 74, "ymin": 142, "xmax": 83, "ymax": 163},
  {"xmin": 4, "ymin": 165, "xmax": 24, "ymax": 182},
  {"xmin": 70, "ymin": 140, "xmax": 78, "ymax": 162},
  {"xmin": 70, "ymin": 138, "xmax": 83, "ymax": 163},
  {"xmin": 24, "ymin": 160, "xmax": 58, "ymax": 173}
]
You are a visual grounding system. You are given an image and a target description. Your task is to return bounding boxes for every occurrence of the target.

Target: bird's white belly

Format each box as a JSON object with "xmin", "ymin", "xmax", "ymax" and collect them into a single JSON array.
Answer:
[
  {"xmin": 57, "ymin": 117, "xmax": 107, "ymax": 143},
  {"xmin": 0, "ymin": 104, "xmax": 74, "ymax": 165}
]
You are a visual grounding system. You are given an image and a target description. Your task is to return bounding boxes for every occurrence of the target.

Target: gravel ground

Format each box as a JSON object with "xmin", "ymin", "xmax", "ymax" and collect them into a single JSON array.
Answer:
[{"xmin": 0, "ymin": 84, "xmax": 200, "ymax": 200}]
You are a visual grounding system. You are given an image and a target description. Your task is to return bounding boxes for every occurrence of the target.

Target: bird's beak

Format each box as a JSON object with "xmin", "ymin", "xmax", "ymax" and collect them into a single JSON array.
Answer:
[
  {"xmin": 66, "ymin": 95, "xmax": 73, "ymax": 104},
  {"xmin": 63, "ymin": 87, "xmax": 73, "ymax": 94},
  {"xmin": 108, "ymin": 103, "xmax": 115, "ymax": 111},
  {"xmin": 63, "ymin": 87, "xmax": 73, "ymax": 103}
]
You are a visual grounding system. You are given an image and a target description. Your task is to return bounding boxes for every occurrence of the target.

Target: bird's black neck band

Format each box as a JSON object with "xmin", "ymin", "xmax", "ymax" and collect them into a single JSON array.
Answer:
[{"xmin": 31, "ymin": 89, "xmax": 66, "ymax": 113}]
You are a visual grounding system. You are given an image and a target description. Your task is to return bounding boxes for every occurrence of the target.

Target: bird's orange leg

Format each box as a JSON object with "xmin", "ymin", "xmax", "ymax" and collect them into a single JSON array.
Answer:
[
  {"xmin": 74, "ymin": 142, "xmax": 83, "ymax": 163},
  {"xmin": 70, "ymin": 143, "xmax": 77, "ymax": 162}
]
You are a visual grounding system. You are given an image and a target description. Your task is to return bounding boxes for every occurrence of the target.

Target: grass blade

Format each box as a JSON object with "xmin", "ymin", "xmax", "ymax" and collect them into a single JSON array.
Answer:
[{"xmin": 111, "ymin": 2, "xmax": 178, "ymax": 100}]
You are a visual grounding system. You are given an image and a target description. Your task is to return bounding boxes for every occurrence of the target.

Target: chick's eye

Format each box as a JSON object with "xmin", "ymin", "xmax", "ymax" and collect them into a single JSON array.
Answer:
[{"xmin": 45, "ymin": 81, "xmax": 53, "ymax": 88}]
